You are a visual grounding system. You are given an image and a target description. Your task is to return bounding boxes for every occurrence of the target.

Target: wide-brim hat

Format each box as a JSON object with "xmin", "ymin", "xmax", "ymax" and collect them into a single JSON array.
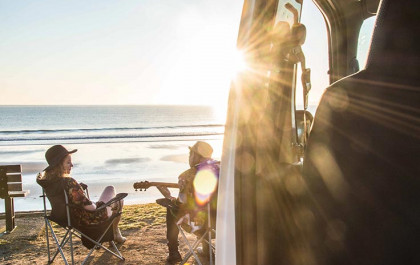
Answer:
[
  {"xmin": 189, "ymin": 141, "xmax": 213, "ymax": 159},
  {"xmin": 44, "ymin": 145, "xmax": 77, "ymax": 171}
]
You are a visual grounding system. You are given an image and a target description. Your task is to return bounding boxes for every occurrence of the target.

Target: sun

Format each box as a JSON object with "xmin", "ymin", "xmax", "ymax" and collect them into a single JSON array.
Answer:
[
  {"xmin": 155, "ymin": 34, "xmax": 248, "ymax": 109},
  {"xmin": 229, "ymin": 49, "xmax": 248, "ymax": 77}
]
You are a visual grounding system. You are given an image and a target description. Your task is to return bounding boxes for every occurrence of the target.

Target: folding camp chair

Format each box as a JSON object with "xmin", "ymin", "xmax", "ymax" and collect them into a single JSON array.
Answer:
[
  {"xmin": 40, "ymin": 185, "xmax": 127, "ymax": 265},
  {"xmin": 177, "ymin": 203, "xmax": 216, "ymax": 265}
]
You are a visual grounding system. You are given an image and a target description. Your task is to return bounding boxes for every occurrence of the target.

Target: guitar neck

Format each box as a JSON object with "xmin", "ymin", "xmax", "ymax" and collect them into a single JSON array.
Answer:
[
  {"xmin": 146, "ymin": 182, "xmax": 179, "ymax": 189},
  {"xmin": 133, "ymin": 180, "xmax": 180, "ymax": 191}
]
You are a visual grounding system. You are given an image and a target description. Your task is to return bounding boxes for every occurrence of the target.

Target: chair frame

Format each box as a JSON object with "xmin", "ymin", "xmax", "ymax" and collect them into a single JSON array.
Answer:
[
  {"xmin": 40, "ymin": 188, "xmax": 126, "ymax": 265},
  {"xmin": 177, "ymin": 203, "xmax": 215, "ymax": 265}
]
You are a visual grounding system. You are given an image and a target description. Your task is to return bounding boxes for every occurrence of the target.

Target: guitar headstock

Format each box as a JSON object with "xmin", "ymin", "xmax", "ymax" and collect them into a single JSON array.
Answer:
[{"xmin": 133, "ymin": 181, "xmax": 152, "ymax": 191}]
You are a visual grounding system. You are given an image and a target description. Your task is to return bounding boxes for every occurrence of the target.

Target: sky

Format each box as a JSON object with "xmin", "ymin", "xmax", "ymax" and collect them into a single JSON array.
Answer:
[
  {"xmin": 0, "ymin": 0, "xmax": 243, "ymax": 107},
  {"xmin": 0, "ymin": 0, "xmax": 375, "ymax": 107}
]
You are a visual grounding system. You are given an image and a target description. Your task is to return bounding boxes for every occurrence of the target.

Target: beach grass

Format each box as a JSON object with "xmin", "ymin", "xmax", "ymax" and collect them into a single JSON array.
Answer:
[{"xmin": 119, "ymin": 203, "xmax": 166, "ymax": 230}]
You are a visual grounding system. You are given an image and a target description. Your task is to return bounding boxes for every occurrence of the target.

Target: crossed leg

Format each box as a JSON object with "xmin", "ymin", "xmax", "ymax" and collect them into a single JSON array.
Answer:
[{"xmin": 98, "ymin": 186, "xmax": 126, "ymax": 243}]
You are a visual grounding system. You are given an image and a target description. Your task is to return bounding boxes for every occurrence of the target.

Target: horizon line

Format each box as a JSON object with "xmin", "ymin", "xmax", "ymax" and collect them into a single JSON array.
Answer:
[{"xmin": 0, "ymin": 103, "xmax": 215, "ymax": 107}]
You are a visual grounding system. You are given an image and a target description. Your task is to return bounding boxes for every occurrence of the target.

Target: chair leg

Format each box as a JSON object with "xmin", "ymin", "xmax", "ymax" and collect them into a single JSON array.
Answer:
[
  {"xmin": 110, "ymin": 241, "xmax": 124, "ymax": 258},
  {"xmin": 178, "ymin": 226, "xmax": 208, "ymax": 265},
  {"xmin": 70, "ymin": 229, "xmax": 74, "ymax": 265},
  {"xmin": 44, "ymin": 217, "xmax": 51, "ymax": 263},
  {"xmin": 80, "ymin": 240, "xmax": 125, "ymax": 265},
  {"xmin": 73, "ymin": 221, "xmax": 125, "ymax": 262},
  {"xmin": 202, "ymin": 238, "xmax": 215, "ymax": 265},
  {"xmin": 52, "ymin": 231, "xmax": 72, "ymax": 264},
  {"xmin": 208, "ymin": 205, "xmax": 214, "ymax": 265},
  {"xmin": 46, "ymin": 221, "xmax": 70, "ymax": 265},
  {"xmin": 50, "ymin": 231, "xmax": 72, "ymax": 264},
  {"xmin": 81, "ymin": 245, "xmax": 96, "ymax": 265},
  {"xmin": 78, "ymin": 238, "xmax": 125, "ymax": 264},
  {"xmin": 44, "ymin": 216, "xmax": 125, "ymax": 264}
]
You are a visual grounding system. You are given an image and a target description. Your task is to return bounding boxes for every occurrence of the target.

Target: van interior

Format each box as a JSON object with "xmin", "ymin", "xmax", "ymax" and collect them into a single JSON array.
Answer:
[{"xmin": 217, "ymin": 0, "xmax": 420, "ymax": 264}]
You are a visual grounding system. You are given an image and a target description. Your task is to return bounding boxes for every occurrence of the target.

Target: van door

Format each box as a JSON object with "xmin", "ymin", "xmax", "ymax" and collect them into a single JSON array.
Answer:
[{"xmin": 216, "ymin": 0, "xmax": 308, "ymax": 264}]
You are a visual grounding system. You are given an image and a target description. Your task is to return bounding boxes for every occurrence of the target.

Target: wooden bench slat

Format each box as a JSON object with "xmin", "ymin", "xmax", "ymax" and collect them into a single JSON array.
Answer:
[
  {"xmin": 0, "ymin": 165, "xmax": 22, "ymax": 173},
  {"xmin": 0, "ymin": 165, "xmax": 27, "ymax": 232},
  {"xmin": 7, "ymin": 182, "xmax": 23, "ymax": 192},
  {"xmin": 8, "ymin": 190, "xmax": 29, "ymax": 197},
  {"xmin": 7, "ymin": 174, "xmax": 22, "ymax": 182}
]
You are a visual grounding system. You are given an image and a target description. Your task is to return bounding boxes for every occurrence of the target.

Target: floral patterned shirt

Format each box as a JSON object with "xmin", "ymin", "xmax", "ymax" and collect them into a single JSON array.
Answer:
[{"xmin": 62, "ymin": 177, "xmax": 108, "ymax": 226}]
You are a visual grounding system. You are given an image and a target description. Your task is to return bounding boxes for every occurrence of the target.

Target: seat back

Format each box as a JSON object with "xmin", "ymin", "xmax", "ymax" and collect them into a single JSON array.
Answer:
[
  {"xmin": 302, "ymin": 0, "xmax": 420, "ymax": 264},
  {"xmin": 37, "ymin": 177, "xmax": 69, "ymax": 225},
  {"xmin": 47, "ymin": 192, "xmax": 69, "ymax": 226},
  {"xmin": 365, "ymin": 0, "xmax": 420, "ymax": 79}
]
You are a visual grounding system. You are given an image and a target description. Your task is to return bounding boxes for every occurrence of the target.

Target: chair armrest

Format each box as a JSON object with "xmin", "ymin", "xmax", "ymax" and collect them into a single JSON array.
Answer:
[
  {"xmin": 68, "ymin": 193, "xmax": 128, "ymax": 213},
  {"xmin": 96, "ymin": 193, "xmax": 128, "ymax": 211},
  {"xmin": 79, "ymin": 182, "xmax": 88, "ymax": 190}
]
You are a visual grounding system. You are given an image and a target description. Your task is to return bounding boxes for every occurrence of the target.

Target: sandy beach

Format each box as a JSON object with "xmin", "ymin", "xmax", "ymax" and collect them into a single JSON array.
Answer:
[{"xmin": 0, "ymin": 203, "xmax": 210, "ymax": 265}]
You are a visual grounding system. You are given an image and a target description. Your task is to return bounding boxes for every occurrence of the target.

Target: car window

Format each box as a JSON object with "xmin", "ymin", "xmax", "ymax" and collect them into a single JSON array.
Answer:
[
  {"xmin": 357, "ymin": 16, "xmax": 377, "ymax": 69},
  {"xmin": 296, "ymin": 0, "xmax": 329, "ymax": 114}
]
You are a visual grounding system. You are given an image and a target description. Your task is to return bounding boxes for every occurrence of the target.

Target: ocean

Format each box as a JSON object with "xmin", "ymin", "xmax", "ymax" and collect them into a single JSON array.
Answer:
[{"xmin": 0, "ymin": 105, "xmax": 225, "ymax": 213}]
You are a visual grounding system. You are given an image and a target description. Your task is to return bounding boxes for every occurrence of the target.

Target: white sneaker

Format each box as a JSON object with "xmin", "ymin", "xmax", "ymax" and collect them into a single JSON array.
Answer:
[{"xmin": 114, "ymin": 235, "xmax": 127, "ymax": 244}]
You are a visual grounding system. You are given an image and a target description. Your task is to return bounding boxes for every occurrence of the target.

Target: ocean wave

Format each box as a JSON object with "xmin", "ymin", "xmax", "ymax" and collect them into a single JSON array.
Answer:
[
  {"xmin": 0, "ymin": 131, "xmax": 224, "ymax": 142},
  {"xmin": 0, "ymin": 124, "xmax": 224, "ymax": 135}
]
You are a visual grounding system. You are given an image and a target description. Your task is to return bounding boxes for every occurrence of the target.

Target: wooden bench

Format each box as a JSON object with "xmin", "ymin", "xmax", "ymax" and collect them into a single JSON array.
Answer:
[{"xmin": 0, "ymin": 165, "xmax": 30, "ymax": 233}]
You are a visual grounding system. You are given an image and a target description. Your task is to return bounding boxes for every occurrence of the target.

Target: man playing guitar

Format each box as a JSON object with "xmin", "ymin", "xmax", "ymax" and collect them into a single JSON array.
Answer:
[{"xmin": 155, "ymin": 141, "xmax": 218, "ymax": 264}]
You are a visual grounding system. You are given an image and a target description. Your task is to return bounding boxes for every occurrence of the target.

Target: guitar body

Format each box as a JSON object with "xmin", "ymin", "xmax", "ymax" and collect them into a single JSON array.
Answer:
[{"xmin": 156, "ymin": 197, "xmax": 180, "ymax": 210}]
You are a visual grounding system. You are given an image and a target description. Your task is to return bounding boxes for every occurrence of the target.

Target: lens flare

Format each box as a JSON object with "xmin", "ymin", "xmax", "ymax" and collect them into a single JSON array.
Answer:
[
  {"xmin": 193, "ymin": 169, "xmax": 218, "ymax": 206},
  {"xmin": 232, "ymin": 49, "xmax": 248, "ymax": 74}
]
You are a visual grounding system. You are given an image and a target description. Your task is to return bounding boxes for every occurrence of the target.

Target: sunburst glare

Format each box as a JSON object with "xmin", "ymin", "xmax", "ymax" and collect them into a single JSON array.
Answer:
[
  {"xmin": 193, "ymin": 169, "xmax": 218, "ymax": 206},
  {"xmin": 231, "ymin": 49, "xmax": 248, "ymax": 76}
]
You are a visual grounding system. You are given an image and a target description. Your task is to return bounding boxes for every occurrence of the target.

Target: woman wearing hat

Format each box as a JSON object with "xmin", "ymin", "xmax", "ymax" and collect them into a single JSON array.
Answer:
[{"xmin": 36, "ymin": 145, "xmax": 126, "ymax": 243}]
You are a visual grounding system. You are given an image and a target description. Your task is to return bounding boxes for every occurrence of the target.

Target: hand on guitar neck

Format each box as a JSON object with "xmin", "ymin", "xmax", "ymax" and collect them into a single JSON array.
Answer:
[{"xmin": 133, "ymin": 181, "xmax": 180, "ymax": 201}]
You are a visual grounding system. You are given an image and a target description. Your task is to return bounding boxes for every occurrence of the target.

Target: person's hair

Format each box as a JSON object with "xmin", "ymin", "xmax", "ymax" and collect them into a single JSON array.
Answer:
[{"xmin": 43, "ymin": 155, "xmax": 69, "ymax": 181}]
